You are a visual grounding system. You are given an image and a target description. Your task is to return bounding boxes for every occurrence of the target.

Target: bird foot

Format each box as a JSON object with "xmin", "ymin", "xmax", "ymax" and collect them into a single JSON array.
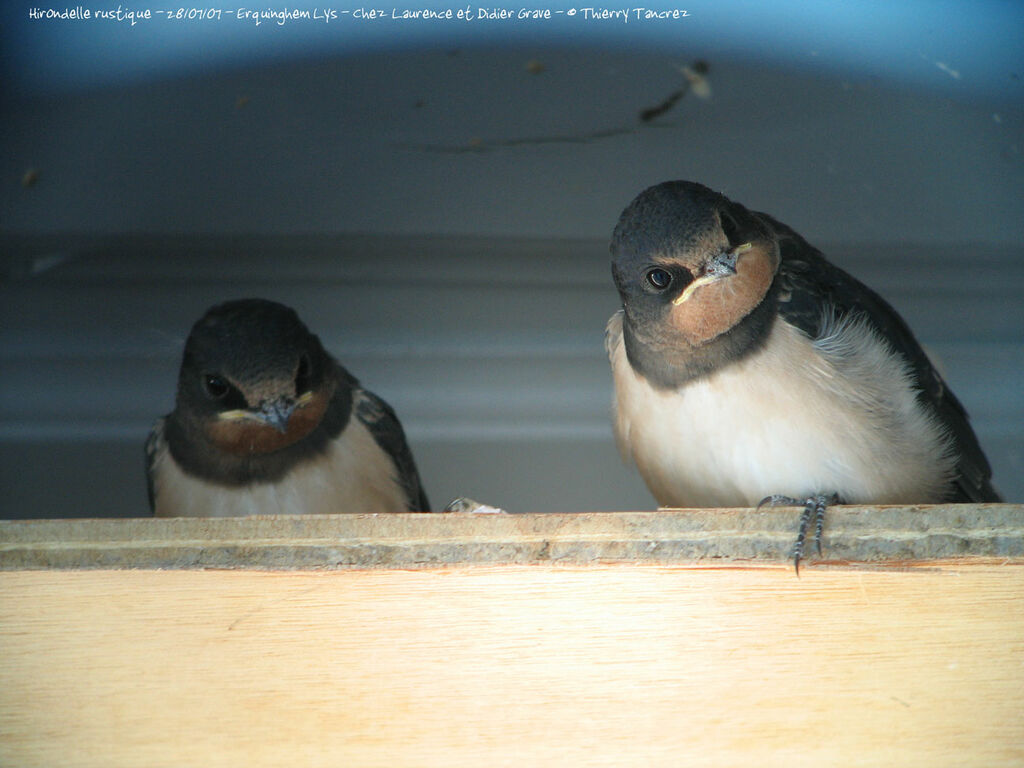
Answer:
[
  {"xmin": 443, "ymin": 497, "xmax": 508, "ymax": 515},
  {"xmin": 757, "ymin": 493, "xmax": 840, "ymax": 575}
]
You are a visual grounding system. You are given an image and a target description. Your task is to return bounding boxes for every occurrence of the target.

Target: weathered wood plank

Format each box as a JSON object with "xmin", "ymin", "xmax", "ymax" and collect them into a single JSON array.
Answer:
[
  {"xmin": 1, "ymin": 506, "xmax": 1021, "ymax": 570},
  {"xmin": 1, "ymin": 563, "xmax": 1022, "ymax": 767}
]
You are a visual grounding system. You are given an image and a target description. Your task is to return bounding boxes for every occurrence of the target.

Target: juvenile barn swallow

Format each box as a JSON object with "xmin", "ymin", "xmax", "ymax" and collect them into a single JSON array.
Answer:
[
  {"xmin": 606, "ymin": 181, "xmax": 1000, "ymax": 568},
  {"xmin": 147, "ymin": 299, "xmax": 430, "ymax": 516}
]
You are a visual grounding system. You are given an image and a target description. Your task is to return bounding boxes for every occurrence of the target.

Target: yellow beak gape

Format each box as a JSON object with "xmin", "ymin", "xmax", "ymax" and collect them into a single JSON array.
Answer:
[
  {"xmin": 672, "ymin": 242, "xmax": 752, "ymax": 305},
  {"xmin": 217, "ymin": 410, "xmax": 250, "ymax": 422},
  {"xmin": 217, "ymin": 392, "xmax": 314, "ymax": 422},
  {"xmin": 673, "ymin": 274, "xmax": 720, "ymax": 305}
]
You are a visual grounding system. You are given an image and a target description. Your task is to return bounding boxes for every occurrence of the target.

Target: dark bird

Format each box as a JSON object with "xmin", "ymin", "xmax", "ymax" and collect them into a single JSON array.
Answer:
[
  {"xmin": 606, "ymin": 181, "xmax": 1000, "ymax": 568},
  {"xmin": 147, "ymin": 299, "xmax": 430, "ymax": 516}
]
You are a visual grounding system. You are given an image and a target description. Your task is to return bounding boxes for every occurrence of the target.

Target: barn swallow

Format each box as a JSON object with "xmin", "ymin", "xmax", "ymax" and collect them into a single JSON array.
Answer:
[
  {"xmin": 146, "ymin": 299, "xmax": 430, "ymax": 516},
  {"xmin": 606, "ymin": 181, "xmax": 1001, "ymax": 570}
]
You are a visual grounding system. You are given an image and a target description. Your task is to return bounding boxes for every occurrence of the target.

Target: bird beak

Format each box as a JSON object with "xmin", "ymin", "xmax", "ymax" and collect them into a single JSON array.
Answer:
[
  {"xmin": 218, "ymin": 394, "xmax": 310, "ymax": 432},
  {"xmin": 673, "ymin": 242, "xmax": 752, "ymax": 305},
  {"xmin": 254, "ymin": 398, "xmax": 297, "ymax": 433}
]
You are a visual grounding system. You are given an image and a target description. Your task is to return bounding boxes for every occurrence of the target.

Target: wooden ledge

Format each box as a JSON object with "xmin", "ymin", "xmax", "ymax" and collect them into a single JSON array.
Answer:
[
  {"xmin": 2, "ymin": 504, "xmax": 1021, "ymax": 570},
  {"xmin": 2, "ymin": 507, "xmax": 1023, "ymax": 766}
]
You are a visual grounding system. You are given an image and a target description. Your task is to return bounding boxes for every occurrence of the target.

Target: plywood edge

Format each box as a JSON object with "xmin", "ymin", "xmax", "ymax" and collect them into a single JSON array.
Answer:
[{"xmin": 0, "ymin": 504, "xmax": 1021, "ymax": 570}]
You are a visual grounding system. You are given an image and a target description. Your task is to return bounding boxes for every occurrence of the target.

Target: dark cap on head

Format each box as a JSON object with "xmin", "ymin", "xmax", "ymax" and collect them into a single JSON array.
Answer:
[{"xmin": 181, "ymin": 299, "xmax": 319, "ymax": 389}]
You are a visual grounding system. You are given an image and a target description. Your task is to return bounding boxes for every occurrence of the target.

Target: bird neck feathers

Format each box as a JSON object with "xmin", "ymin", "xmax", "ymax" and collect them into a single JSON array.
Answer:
[
  {"xmin": 166, "ymin": 370, "xmax": 353, "ymax": 486},
  {"xmin": 667, "ymin": 242, "xmax": 779, "ymax": 347},
  {"xmin": 623, "ymin": 276, "xmax": 780, "ymax": 390},
  {"xmin": 204, "ymin": 383, "xmax": 335, "ymax": 457}
]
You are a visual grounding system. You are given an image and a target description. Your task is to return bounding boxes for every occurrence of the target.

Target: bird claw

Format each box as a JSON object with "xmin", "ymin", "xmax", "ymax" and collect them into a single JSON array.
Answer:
[
  {"xmin": 758, "ymin": 493, "xmax": 839, "ymax": 575},
  {"xmin": 756, "ymin": 494, "xmax": 801, "ymax": 510},
  {"xmin": 442, "ymin": 497, "xmax": 508, "ymax": 515}
]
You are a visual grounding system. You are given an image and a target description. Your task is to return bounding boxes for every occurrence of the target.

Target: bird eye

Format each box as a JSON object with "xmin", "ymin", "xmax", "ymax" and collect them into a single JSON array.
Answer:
[
  {"xmin": 203, "ymin": 374, "xmax": 230, "ymax": 399},
  {"xmin": 645, "ymin": 268, "xmax": 673, "ymax": 290},
  {"xmin": 295, "ymin": 354, "xmax": 313, "ymax": 394}
]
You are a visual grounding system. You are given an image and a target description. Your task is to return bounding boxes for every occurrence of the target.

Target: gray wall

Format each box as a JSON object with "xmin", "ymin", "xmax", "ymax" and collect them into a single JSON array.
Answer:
[{"xmin": 2, "ymin": 40, "xmax": 1022, "ymax": 517}]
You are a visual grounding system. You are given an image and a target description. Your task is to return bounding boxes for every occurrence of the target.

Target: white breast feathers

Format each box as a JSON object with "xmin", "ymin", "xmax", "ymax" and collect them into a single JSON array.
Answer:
[
  {"xmin": 151, "ymin": 415, "xmax": 409, "ymax": 517},
  {"xmin": 606, "ymin": 310, "xmax": 956, "ymax": 507}
]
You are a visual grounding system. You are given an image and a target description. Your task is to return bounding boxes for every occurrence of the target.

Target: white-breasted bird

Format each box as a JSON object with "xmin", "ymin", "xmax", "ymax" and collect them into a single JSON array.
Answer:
[
  {"xmin": 606, "ymin": 181, "xmax": 1000, "ymax": 568},
  {"xmin": 147, "ymin": 298, "xmax": 430, "ymax": 517}
]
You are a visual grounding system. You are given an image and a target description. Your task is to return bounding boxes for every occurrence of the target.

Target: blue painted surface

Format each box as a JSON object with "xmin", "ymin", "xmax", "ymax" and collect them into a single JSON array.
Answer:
[
  {"xmin": 1, "ymin": 3, "xmax": 1021, "ymax": 517},
  {"xmin": 5, "ymin": 1, "xmax": 1022, "ymax": 99}
]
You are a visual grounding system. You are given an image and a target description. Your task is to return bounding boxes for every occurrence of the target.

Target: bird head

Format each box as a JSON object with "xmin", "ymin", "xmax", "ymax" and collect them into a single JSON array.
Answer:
[
  {"xmin": 174, "ymin": 299, "xmax": 336, "ymax": 456},
  {"xmin": 611, "ymin": 181, "xmax": 781, "ymax": 353}
]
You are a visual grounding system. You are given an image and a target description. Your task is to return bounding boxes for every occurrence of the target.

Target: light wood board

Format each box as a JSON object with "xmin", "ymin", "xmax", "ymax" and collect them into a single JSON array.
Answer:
[
  {"xmin": 2, "ymin": 561, "xmax": 1023, "ymax": 767},
  {"xmin": 2, "ymin": 505, "xmax": 1022, "ymax": 569}
]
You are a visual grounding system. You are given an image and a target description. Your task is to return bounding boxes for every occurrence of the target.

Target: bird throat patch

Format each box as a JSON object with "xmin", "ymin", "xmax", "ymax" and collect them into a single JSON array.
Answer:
[
  {"xmin": 206, "ymin": 389, "xmax": 332, "ymax": 456},
  {"xmin": 669, "ymin": 243, "xmax": 778, "ymax": 346}
]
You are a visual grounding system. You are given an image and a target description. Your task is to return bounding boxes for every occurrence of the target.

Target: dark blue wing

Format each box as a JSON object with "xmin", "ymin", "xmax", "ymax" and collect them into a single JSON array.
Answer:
[
  {"xmin": 354, "ymin": 390, "xmax": 431, "ymax": 512},
  {"xmin": 144, "ymin": 418, "xmax": 166, "ymax": 514},
  {"xmin": 762, "ymin": 212, "xmax": 1000, "ymax": 503}
]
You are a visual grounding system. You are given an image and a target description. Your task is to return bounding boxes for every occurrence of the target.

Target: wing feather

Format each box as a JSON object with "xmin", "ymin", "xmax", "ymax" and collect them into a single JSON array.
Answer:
[
  {"xmin": 761, "ymin": 213, "xmax": 1000, "ymax": 502},
  {"xmin": 354, "ymin": 390, "xmax": 431, "ymax": 512}
]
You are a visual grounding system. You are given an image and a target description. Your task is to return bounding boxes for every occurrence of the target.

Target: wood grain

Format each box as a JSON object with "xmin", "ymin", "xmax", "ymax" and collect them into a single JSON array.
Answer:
[
  {"xmin": 2, "ymin": 506, "xmax": 1022, "ymax": 569},
  {"xmin": 2, "ymin": 562, "xmax": 1023, "ymax": 767}
]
